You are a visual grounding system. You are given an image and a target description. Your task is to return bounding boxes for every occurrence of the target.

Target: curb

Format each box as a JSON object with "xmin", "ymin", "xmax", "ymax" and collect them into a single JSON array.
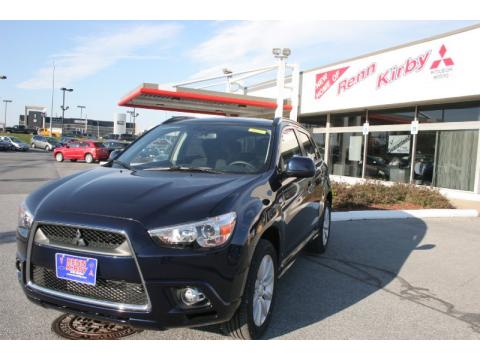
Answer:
[{"xmin": 332, "ymin": 209, "xmax": 479, "ymax": 222}]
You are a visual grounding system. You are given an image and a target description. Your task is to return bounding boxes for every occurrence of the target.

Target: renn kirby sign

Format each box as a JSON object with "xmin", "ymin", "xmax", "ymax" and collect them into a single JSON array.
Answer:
[{"xmin": 301, "ymin": 26, "xmax": 479, "ymax": 114}]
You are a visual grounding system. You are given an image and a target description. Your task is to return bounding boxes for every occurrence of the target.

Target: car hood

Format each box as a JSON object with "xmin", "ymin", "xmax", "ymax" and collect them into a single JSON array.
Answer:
[{"xmin": 33, "ymin": 167, "xmax": 261, "ymax": 229}]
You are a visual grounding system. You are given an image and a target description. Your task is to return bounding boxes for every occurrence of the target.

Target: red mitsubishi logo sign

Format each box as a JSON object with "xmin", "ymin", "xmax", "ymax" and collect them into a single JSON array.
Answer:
[{"xmin": 430, "ymin": 44, "xmax": 454, "ymax": 69}]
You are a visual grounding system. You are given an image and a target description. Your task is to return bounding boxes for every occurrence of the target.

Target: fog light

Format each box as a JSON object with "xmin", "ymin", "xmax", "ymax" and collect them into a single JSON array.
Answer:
[{"xmin": 180, "ymin": 287, "xmax": 206, "ymax": 306}]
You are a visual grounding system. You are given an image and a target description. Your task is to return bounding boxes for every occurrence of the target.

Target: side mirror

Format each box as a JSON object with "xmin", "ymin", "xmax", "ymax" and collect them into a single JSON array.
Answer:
[
  {"xmin": 285, "ymin": 156, "xmax": 315, "ymax": 178},
  {"xmin": 108, "ymin": 149, "xmax": 123, "ymax": 161}
]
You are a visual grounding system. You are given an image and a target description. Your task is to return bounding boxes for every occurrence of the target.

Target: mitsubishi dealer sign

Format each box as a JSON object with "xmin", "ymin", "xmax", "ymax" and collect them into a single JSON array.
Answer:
[{"xmin": 301, "ymin": 26, "xmax": 480, "ymax": 114}]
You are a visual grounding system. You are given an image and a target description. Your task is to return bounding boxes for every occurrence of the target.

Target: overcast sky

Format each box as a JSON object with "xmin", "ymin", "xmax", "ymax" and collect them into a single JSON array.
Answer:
[{"xmin": 0, "ymin": 20, "xmax": 476, "ymax": 132}]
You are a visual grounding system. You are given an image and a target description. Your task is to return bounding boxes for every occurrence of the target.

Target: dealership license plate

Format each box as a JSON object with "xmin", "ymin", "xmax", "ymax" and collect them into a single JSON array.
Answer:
[{"xmin": 55, "ymin": 253, "xmax": 98, "ymax": 286}]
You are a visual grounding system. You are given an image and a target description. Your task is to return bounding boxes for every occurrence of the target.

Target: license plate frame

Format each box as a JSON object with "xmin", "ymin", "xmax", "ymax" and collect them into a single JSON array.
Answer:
[{"xmin": 55, "ymin": 253, "xmax": 98, "ymax": 286}]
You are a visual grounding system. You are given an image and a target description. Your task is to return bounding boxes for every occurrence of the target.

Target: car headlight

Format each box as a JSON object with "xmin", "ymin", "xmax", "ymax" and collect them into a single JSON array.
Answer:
[
  {"xmin": 148, "ymin": 212, "xmax": 236, "ymax": 248},
  {"xmin": 18, "ymin": 201, "xmax": 34, "ymax": 229}
]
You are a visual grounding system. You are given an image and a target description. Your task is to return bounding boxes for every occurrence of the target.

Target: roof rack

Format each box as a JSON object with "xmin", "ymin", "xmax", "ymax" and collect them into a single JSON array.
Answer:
[{"xmin": 162, "ymin": 116, "xmax": 196, "ymax": 125}]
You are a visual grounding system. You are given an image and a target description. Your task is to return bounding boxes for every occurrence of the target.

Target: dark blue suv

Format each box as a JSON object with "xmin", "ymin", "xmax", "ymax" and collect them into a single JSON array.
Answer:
[{"xmin": 16, "ymin": 117, "xmax": 332, "ymax": 339}]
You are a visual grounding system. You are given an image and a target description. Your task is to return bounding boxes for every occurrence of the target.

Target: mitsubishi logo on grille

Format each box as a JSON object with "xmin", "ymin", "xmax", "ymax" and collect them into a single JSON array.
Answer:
[
  {"xmin": 430, "ymin": 44, "xmax": 454, "ymax": 69},
  {"xmin": 74, "ymin": 229, "xmax": 88, "ymax": 247}
]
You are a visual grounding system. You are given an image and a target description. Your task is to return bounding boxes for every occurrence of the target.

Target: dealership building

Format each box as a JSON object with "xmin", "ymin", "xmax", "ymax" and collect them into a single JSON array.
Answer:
[{"xmin": 119, "ymin": 24, "xmax": 480, "ymax": 196}]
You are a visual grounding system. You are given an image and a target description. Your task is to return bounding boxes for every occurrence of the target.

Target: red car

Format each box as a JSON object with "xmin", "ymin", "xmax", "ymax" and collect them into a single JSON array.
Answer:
[{"xmin": 53, "ymin": 141, "xmax": 109, "ymax": 163}]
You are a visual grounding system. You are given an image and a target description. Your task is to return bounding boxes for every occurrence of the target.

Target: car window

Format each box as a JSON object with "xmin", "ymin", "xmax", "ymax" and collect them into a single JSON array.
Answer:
[
  {"xmin": 69, "ymin": 142, "xmax": 80, "ymax": 148},
  {"xmin": 118, "ymin": 124, "xmax": 273, "ymax": 174},
  {"xmin": 296, "ymin": 130, "xmax": 319, "ymax": 161},
  {"xmin": 279, "ymin": 128, "xmax": 302, "ymax": 171}
]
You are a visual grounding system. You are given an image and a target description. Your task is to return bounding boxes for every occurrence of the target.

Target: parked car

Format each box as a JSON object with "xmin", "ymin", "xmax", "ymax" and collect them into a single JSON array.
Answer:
[
  {"xmin": 4, "ymin": 125, "xmax": 36, "ymax": 134},
  {"xmin": 15, "ymin": 117, "xmax": 332, "ymax": 339},
  {"xmin": 0, "ymin": 138, "xmax": 13, "ymax": 151},
  {"xmin": 58, "ymin": 137, "xmax": 77, "ymax": 146},
  {"xmin": 102, "ymin": 140, "xmax": 129, "ymax": 156},
  {"xmin": 31, "ymin": 135, "xmax": 61, "ymax": 151},
  {"xmin": 0, "ymin": 136, "xmax": 29, "ymax": 151},
  {"xmin": 53, "ymin": 140, "xmax": 110, "ymax": 163},
  {"xmin": 103, "ymin": 133, "xmax": 135, "ymax": 142}
]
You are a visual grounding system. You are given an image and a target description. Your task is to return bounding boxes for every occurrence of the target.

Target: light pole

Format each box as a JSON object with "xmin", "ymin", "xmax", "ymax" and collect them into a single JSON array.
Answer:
[
  {"xmin": 3, "ymin": 99, "xmax": 12, "ymax": 131},
  {"xmin": 60, "ymin": 87, "xmax": 73, "ymax": 134},
  {"xmin": 77, "ymin": 105, "xmax": 86, "ymax": 134},
  {"xmin": 127, "ymin": 109, "xmax": 139, "ymax": 135},
  {"xmin": 272, "ymin": 48, "xmax": 291, "ymax": 119}
]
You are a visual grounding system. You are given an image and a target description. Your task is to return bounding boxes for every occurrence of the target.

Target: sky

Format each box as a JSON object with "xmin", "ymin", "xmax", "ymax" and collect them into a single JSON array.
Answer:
[{"xmin": 0, "ymin": 20, "xmax": 477, "ymax": 132}]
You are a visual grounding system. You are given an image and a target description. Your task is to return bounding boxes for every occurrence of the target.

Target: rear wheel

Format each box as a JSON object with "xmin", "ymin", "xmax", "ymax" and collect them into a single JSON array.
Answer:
[
  {"xmin": 55, "ymin": 153, "xmax": 64, "ymax": 162},
  {"xmin": 221, "ymin": 239, "xmax": 277, "ymax": 340},
  {"xmin": 31, "ymin": 143, "xmax": 36, "ymax": 149},
  {"xmin": 307, "ymin": 200, "xmax": 331, "ymax": 254},
  {"xmin": 44, "ymin": 145, "xmax": 50, "ymax": 151},
  {"xmin": 85, "ymin": 153, "xmax": 94, "ymax": 163}
]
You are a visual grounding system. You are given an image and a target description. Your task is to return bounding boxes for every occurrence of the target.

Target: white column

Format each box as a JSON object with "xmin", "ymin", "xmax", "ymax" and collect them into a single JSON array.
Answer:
[
  {"xmin": 289, "ymin": 64, "xmax": 300, "ymax": 122},
  {"xmin": 274, "ymin": 57, "xmax": 286, "ymax": 119}
]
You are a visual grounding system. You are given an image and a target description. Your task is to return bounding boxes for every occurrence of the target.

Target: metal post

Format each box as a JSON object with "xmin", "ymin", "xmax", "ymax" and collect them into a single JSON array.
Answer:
[
  {"xmin": 50, "ymin": 61, "xmax": 55, "ymax": 135},
  {"xmin": 361, "ymin": 111, "xmax": 369, "ymax": 179},
  {"xmin": 3, "ymin": 100, "xmax": 12, "ymax": 130},
  {"xmin": 289, "ymin": 64, "xmax": 300, "ymax": 122},
  {"xmin": 324, "ymin": 113, "xmax": 331, "ymax": 164},
  {"xmin": 409, "ymin": 107, "xmax": 418, "ymax": 184},
  {"xmin": 60, "ymin": 87, "xmax": 73, "ymax": 135},
  {"xmin": 61, "ymin": 90, "xmax": 66, "ymax": 133},
  {"xmin": 273, "ymin": 48, "xmax": 290, "ymax": 119}
]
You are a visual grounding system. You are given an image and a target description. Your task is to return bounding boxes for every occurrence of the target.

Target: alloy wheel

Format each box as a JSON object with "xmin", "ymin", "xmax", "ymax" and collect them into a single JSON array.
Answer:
[{"xmin": 253, "ymin": 254, "xmax": 274, "ymax": 327}]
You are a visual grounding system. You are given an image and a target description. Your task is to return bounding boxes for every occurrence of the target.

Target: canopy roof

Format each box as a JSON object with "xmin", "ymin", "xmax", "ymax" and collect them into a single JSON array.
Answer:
[{"xmin": 118, "ymin": 83, "xmax": 292, "ymax": 117}]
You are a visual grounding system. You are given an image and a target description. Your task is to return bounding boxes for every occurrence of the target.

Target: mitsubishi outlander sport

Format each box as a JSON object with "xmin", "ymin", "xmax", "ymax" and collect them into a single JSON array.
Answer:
[{"xmin": 16, "ymin": 117, "xmax": 332, "ymax": 339}]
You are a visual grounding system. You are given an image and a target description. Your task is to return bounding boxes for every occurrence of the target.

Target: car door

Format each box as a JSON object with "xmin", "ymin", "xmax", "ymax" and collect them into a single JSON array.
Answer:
[
  {"xmin": 278, "ymin": 127, "xmax": 312, "ymax": 256},
  {"xmin": 65, "ymin": 142, "xmax": 79, "ymax": 159},
  {"xmin": 295, "ymin": 129, "xmax": 326, "ymax": 238}
]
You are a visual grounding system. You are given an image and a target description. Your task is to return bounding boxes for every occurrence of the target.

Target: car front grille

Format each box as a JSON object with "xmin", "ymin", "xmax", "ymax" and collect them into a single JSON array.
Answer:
[
  {"xmin": 38, "ymin": 224, "xmax": 126, "ymax": 250},
  {"xmin": 31, "ymin": 265, "xmax": 148, "ymax": 306}
]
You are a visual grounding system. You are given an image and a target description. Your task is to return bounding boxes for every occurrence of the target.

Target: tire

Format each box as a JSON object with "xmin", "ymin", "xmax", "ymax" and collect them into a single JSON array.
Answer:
[
  {"xmin": 55, "ymin": 153, "xmax": 64, "ymax": 162},
  {"xmin": 85, "ymin": 153, "xmax": 94, "ymax": 163},
  {"xmin": 221, "ymin": 239, "xmax": 277, "ymax": 340},
  {"xmin": 31, "ymin": 143, "xmax": 36, "ymax": 149},
  {"xmin": 306, "ymin": 200, "xmax": 331, "ymax": 254},
  {"xmin": 44, "ymin": 145, "xmax": 50, "ymax": 152}
]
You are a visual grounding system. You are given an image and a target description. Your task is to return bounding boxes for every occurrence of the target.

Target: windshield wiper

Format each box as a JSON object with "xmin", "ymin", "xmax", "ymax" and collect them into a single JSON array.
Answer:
[
  {"xmin": 112, "ymin": 159, "xmax": 131, "ymax": 170},
  {"xmin": 143, "ymin": 166, "xmax": 222, "ymax": 174}
]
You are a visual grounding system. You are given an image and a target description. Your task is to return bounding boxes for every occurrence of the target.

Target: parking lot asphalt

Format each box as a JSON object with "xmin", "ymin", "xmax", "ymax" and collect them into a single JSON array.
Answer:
[{"xmin": 1, "ymin": 150, "xmax": 480, "ymax": 339}]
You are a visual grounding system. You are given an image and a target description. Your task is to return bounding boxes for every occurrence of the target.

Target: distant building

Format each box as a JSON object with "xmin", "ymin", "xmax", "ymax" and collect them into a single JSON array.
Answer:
[{"xmin": 18, "ymin": 114, "xmax": 135, "ymax": 138}]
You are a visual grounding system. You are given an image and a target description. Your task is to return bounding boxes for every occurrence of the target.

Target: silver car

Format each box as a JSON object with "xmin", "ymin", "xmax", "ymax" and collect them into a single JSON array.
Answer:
[{"xmin": 31, "ymin": 135, "xmax": 60, "ymax": 151}]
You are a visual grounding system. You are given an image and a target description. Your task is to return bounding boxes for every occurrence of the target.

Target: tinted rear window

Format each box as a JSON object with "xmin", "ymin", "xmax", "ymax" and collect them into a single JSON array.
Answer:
[{"xmin": 93, "ymin": 142, "xmax": 105, "ymax": 147}]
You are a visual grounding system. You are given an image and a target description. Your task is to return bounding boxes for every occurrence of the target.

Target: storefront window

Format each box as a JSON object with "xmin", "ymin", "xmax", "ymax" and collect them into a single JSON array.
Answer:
[
  {"xmin": 415, "ymin": 130, "xmax": 478, "ymax": 191},
  {"xmin": 329, "ymin": 132, "xmax": 364, "ymax": 177},
  {"xmin": 300, "ymin": 115, "xmax": 327, "ymax": 128},
  {"xmin": 368, "ymin": 108, "xmax": 415, "ymax": 125},
  {"xmin": 366, "ymin": 132, "xmax": 412, "ymax": 183},
  {"xmin": 331, "ymin": 112, "xmax": 366, "ymax": 127},
  {"xmin": 417, "ymin": 101, "xmax": 480, "ymax": 123}
]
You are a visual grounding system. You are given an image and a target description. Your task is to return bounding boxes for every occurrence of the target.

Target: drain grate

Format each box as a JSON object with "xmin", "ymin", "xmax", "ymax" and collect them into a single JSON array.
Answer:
[{"xmin": 52, "ymin": 313, "xmax": 142, "ymax": 340}]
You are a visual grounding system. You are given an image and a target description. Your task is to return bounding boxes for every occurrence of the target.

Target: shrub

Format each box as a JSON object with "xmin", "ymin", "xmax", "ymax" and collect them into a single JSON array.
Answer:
[{"xmin": 332, "ymin": 181, "xmax": 452, "ymax": 210}]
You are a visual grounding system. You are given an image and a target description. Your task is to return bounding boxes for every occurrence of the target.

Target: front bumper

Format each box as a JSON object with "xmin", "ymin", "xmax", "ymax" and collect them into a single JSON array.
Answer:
[{"xmin": 16, "ymin": 212, "xmax": 246, "ymax": 330}]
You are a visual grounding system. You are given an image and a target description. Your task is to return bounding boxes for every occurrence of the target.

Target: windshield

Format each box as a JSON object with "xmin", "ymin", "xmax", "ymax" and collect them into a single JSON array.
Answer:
[
  {"xmin": 10, "ymin": 137, "xmax": 22, "ymax": 143},
  {"xmin": 116, "ymin": 123, "xmax": 273, "ymax": 174}
]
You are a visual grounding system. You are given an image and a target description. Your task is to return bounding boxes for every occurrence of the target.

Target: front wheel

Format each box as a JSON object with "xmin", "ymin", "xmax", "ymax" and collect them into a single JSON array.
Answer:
[
  {"xmin": 84, "ymin": 153, "xmax": 94, "ymax": 163},
  {"xmin": 55, "ymin": 153, "xmax": 64, "ymax": 162},
  {"xmin": 221, "ymin": 239, "xmax": 277, "ymax": 340},
  {"xmin": 307, "ymin": 201, "xmax": 331, "ymax": 254},
  {"xmin": 44, "ymin": 145, "xmax": 51, "ymax": 151}
]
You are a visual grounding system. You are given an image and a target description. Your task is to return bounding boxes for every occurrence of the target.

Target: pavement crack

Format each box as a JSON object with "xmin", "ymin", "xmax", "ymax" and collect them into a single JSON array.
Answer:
[{"xmin": 303, "ymin": 255, "xmax": 480, "ymax": 334}]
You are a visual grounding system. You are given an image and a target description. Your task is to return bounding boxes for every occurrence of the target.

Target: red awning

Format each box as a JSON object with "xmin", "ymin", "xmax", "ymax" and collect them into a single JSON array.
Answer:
[{"xmin": 118, "ymin": 83, "xmax": 292, "ymax": 117}]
